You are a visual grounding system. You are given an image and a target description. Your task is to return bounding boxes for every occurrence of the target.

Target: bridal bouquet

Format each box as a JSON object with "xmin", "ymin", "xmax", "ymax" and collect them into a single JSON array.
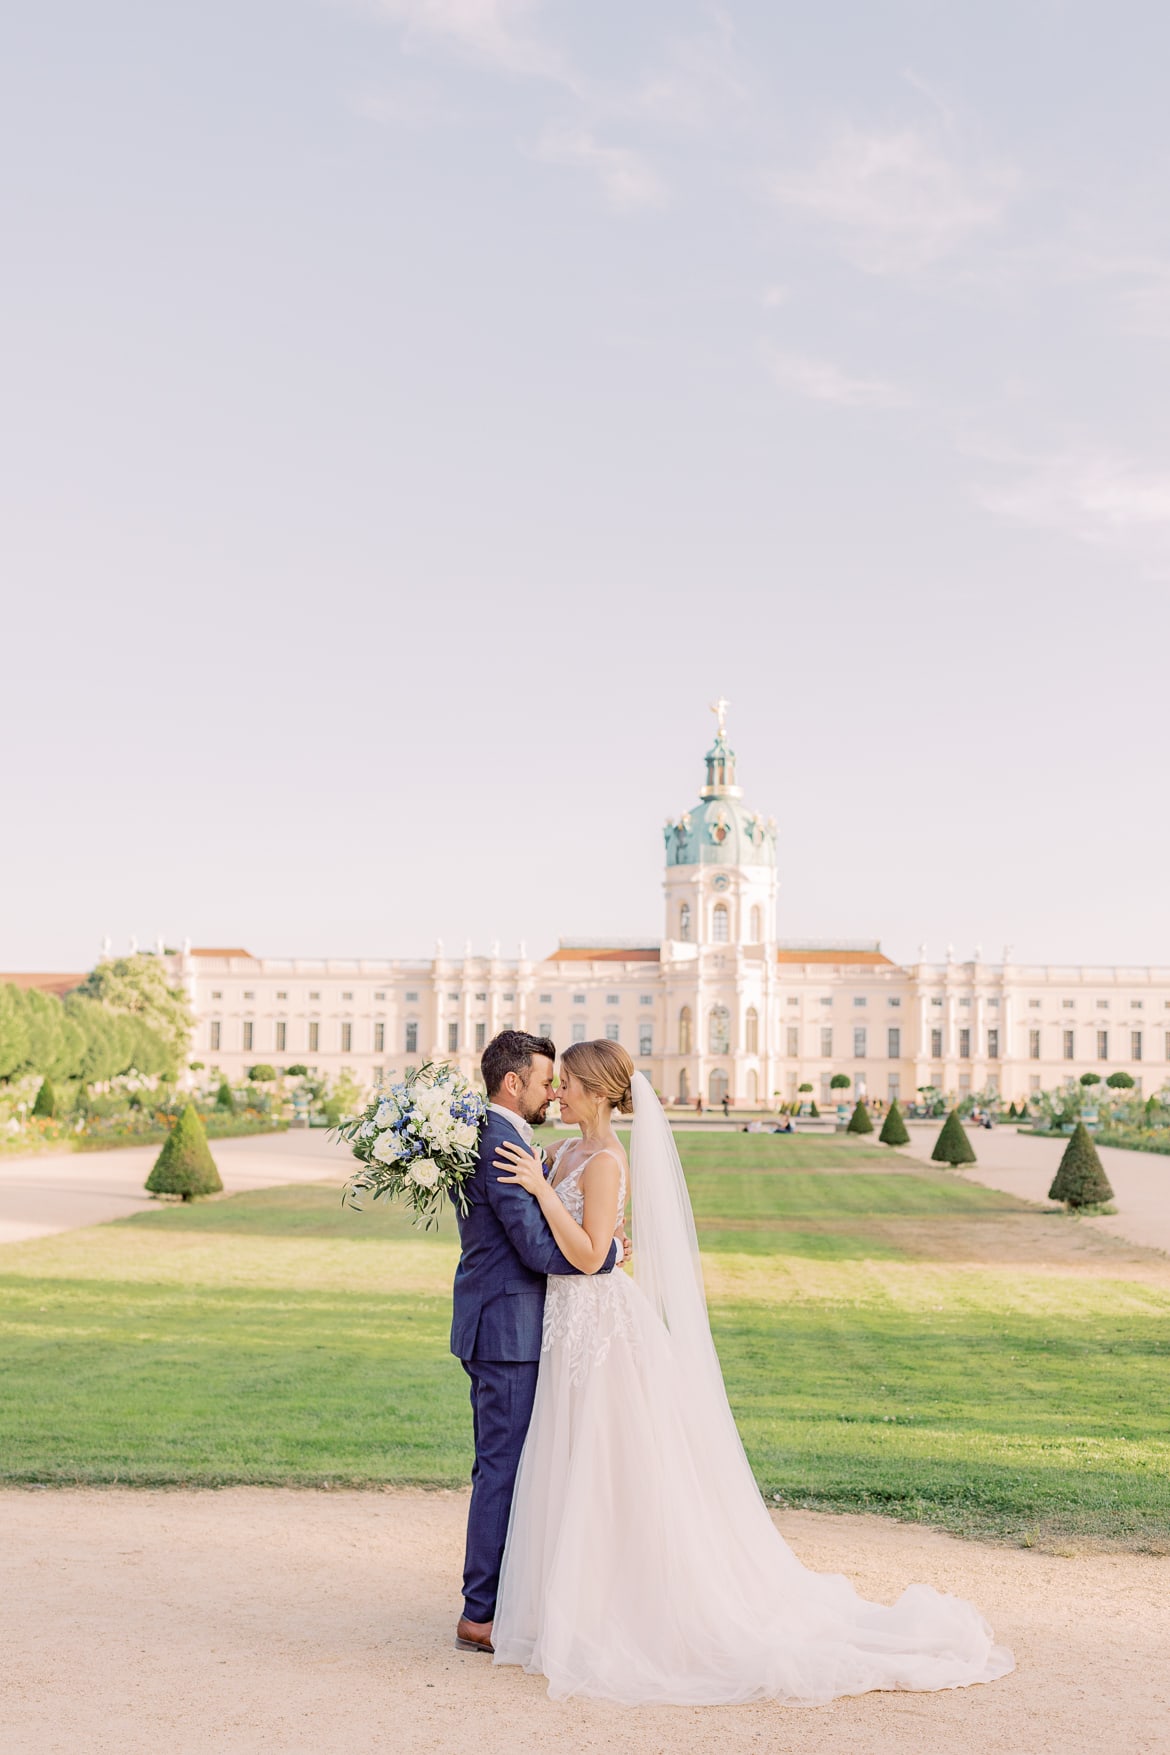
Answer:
[{"xmin": 335, "ymin": 1062, "xmax": 487, "ymax": 1228}]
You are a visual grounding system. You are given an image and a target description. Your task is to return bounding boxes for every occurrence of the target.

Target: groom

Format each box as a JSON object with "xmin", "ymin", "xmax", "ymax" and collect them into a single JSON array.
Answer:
[{"xmin": 451, "ymin": 1029, "xmax": 622, "ymax": 1654}]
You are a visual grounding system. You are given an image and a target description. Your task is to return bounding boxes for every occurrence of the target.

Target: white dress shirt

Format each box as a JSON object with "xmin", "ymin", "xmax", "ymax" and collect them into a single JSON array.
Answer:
[{"xmin": 487, "ymin": 1101, "xmax": 536, "ymax": 1148}]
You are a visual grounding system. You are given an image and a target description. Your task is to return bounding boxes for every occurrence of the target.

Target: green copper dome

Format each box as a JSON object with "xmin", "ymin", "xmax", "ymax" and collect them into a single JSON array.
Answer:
[{"xmin": 664, "ymin": 725, "xmax": 777, "ymax": 868}]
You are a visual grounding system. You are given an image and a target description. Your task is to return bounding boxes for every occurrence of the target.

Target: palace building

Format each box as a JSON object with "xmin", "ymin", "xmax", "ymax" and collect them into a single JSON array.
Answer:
[{"xmin": 151, "ymin": 708, "xmax": 1170, "ymax": 1108}]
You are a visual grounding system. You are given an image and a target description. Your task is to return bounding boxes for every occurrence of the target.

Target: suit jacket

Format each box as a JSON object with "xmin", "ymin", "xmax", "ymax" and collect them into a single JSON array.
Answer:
[{"xmin": 450, "ymin": 1108, "xmax": 618, "ymax": 1362}]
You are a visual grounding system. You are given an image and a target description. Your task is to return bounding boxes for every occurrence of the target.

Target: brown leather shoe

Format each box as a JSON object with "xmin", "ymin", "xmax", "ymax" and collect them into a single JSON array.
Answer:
[{"xmin": 455, "ymin": 1615, "xmax": 494, "ymax": 1654}]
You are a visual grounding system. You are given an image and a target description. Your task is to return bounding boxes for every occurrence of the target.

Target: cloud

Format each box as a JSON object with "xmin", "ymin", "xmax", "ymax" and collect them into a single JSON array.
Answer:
[
  {"xmin": 973, "ymin": 443, "xmax": 1170, "ymax": 572},
  {"xmin": 537, "ymin": 130, "xmax": 665, "ymax": 211},
  {"xmin": 764, "ymin": 347, "xmax": 910, "ymax": 409},
  {"xmin": 772, "ymin": 127, "xmax": 1015, "ymax": 274},
  {"xmin": 625, "ymin": 13, "xmax": 751, "ymax": 130},
  {"xmin": 381, "ymin": 0, "xmax": 563, "ymax": 81}
]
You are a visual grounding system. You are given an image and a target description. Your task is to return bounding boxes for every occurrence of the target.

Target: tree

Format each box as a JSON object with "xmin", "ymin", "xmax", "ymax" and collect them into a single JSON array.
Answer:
[
  {"xmin": 76, "ymin": 955, "xmax": 193, "ymax": 1074},
  {"xmin": 1048, "ymin": 1121, "xmax": 1113, "ymax": 1209},
  {"xmin": 215, "ymin": 1080, "xmax": 236, "ymax": 1113},
  {"xmin": 809, "ymin": 1100, "xmax": 820, "ymax": 1117},
  {"xmin": 846, "ymin": 1099, "xmax": 873, "ymax": 1135},
  {"xmin": 1079, "ymin": 1072, "xmax": 1101, "ymax": 1087},
  {"xmin": 797, "ymin": 1082, "xmax": 813, "ymax": 1094},
  {"xmin": 879, "ymin": 1100, "xmax": 909, "ymax": 1146},
  {"xmin": 830, "ymin": 1073, "xmax": 851, "ymax": 1092},
  {"xmin": 931, "ymin": 1109, "xmax": 976, "ymax": 1167},
  {"xmin": 0, "ymin": 985, "xmax": 31, "ymax": 1079},
  {"xmin": 145, "ymin": 1104, "xmax": 223, "ymax": 1202},
  {"xmin": 248, "ymin": 1064, "xmax": 278, "ymax": 1083},
  {"xmin": 31, "ymin": 1077, "xmax": 56, "ymax": 1119},
  {"xmin": 1106, "ymin": 1071, "xmax": 1135, "ymax": 1090},
  {"xmin": 285, "ymin": 1064, "xmax": 309, "ymax": 1078}
]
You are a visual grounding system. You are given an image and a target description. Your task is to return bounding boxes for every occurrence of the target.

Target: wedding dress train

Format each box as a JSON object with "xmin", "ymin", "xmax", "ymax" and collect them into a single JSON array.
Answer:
[{"xmin": 492, "ymin": 1074, "xmax": 1014, "ymax": 1706}]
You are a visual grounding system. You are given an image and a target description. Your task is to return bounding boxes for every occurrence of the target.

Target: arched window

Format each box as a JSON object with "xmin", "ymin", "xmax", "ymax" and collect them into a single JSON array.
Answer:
[
  {"xmin": 750, "ymin": 905, "xmax": 762, "ymax": 941},
  {"xmin": 712, "ymin": 902, "xmax": 729, "ymax": 943},
  {"xmin": 709, "ymin": 1004, "xmax": 730, "ymax": 1055},
  {"xmin": 678, "ymin": 1006, "xmax": 693, "ymax": 1055},
  {"xmin": 745, "ymin": 1006, "xmax": 759, "ymax": 1054},
  {"xmin": 678, "ymin": 1067, "xmax": 690, "ymax": 1104},
  {"xmin": 747, "ymin": 1069, "xmax": 759, "ymax": 1104},
  {"xmin": 709, "ymin": 1068, "xmax": 728, "ymax": 1106},
  {"xmin": 679, "ymin": 902, "xmax": 691, "ymax": 942}
]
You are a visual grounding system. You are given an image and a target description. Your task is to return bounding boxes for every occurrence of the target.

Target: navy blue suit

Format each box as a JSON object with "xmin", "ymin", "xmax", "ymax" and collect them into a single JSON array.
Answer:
[{"xmin": 452, "ymin": 1107, "xmax": 617, "ymax": 1623}]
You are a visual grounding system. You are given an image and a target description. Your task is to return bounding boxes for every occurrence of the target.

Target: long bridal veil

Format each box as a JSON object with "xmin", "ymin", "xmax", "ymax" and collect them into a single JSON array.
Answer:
[{"xmin": 620, "ymin": 1069, "xmax": 1014, "ymax": 1705}]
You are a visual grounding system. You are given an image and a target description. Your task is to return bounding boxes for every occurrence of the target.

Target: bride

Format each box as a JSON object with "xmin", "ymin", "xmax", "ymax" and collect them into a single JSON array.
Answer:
[{"xmin": 490, "ymin": 1038, "xmax": 1014, "ymax": 1706}]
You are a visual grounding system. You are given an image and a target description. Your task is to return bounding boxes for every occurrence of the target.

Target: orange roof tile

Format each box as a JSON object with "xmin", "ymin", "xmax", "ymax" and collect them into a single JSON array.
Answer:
[
  {"xmin": 776, "ymin": 948, "xmax": 895, "ymax": 966},
  {"xmin": 546, "ymin": 946, "xmax": 661, "ymax": 963},
  {"xmin": 190, "ymin": 948, "xmax": 254, "ymax": 959}
]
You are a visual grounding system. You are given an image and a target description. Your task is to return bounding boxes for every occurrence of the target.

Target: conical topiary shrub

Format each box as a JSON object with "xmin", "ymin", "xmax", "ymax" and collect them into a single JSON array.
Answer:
[
  {"xmin": 215, "ymin": 1080, "xmax": 236, "ymax": 1113},
  {"xmin": 145, "ymin": 1103, "xmax": 222, "ymax": 1202},
  {"xmin": 931, "ymin": 1109, "xmax": 976, "ymax": 1167},
  {"xmin": 1048, "ymin": 1121, "xmax": 1113, "ymax": 1209},
  {"xmin": 809, "ymin": 1100, "xmax": 820, "ymax": 1117},
  {"xmin": 846, "ymin": 1099, "xmax": 873, "ymax": 1135},
  {"xmin": 32, "ymin": 1078, "xmax": 56, "ymax": 1119},
  {"xmin": 879, "ymin": 1100, "xmax": 909, "ymax": 1147}
]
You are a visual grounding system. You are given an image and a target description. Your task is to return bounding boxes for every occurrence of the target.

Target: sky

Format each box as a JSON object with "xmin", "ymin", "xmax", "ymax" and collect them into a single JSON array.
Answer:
[{"xmin": 3, "ymin": 1, "xmax": 1169, "ymax": 972}]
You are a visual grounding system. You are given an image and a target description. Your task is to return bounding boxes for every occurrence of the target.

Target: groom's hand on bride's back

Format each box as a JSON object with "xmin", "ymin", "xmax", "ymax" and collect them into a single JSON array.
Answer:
[{"xmin": 616, "ymin": 1225, "xmax": 632, "ymax": 1266}]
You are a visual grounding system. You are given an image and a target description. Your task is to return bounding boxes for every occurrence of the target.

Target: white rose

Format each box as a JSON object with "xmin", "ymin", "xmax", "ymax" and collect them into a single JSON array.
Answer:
[
  {"xmin": 360, "ymin": 1120, "xmax": 376, "ymax": 1138},
  {"xmin": 453, "ymin": 1121, "xmax": 477, "ymax": 1149},
  {"xmin": 372, "ymin": 1132, "xmax": 403, "ymax": 1165},
  {"xmin": 375, "ymin": 1101, "xmax": 399, "ymax": 1129},
  {"xmin": 408, "ymin": 1159, "xmax": 442, "ymax": 1189}
]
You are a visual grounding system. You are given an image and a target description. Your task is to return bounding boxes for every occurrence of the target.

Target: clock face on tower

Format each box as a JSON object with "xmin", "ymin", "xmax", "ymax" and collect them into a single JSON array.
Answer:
[{"xmin": 712, "ymin": 872, "xmax": 731, "ymax": 892}]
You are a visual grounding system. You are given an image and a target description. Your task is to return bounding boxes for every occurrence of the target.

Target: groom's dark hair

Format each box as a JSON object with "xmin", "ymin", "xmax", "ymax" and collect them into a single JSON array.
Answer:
[{"xmin": 481, "ymin": 1030, "xmax": 557, "ymax": 1098}]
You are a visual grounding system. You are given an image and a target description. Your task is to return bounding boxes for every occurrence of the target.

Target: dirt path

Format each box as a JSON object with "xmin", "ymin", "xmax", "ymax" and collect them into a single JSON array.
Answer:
[{"xmin": 3, "ymin": 1487, "xmax": 1167, "ymax": 1754}]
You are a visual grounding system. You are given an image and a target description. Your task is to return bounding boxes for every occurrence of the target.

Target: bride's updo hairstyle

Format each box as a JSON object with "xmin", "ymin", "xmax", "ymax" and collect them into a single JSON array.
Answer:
[{"xmin": 561, "ymin": 1039, "xmax": 636, "ymax": 1115}]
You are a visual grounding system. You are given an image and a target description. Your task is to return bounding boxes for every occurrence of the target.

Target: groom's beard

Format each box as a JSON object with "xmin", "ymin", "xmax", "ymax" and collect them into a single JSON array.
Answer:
[{"xmin": 521, "ymin": 1095, "xmax": 553, "ymax": 1126}]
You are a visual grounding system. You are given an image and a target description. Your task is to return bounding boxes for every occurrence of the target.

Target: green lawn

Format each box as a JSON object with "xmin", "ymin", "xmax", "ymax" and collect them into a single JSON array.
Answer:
[{"xmin": 2, "ymin": 1136, "xmax": 1168, "ymax": 1549}]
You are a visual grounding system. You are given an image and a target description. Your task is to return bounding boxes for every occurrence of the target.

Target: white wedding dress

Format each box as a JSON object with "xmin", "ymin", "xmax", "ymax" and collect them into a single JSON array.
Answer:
[{"xmin": 492, "ymin": 1073, "xmax": 1014, "ymax": 1706}]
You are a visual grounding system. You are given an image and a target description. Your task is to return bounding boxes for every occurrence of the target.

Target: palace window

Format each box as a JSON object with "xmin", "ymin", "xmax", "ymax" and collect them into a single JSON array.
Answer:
[
  {"xmin": 852, "ymin": 996, "xmax": 867, "ymax": 1008},
  {"xmin": 242, "ymin": 1021, "xmax": 254, "ymax": 1052},
  {"xmin": 853, "ymin": 1027, "xmax": 867, "ymax": 1058},
  {"xmin": 276, "ymin": 991, "xmax": 288, "ymax": 1001},
  {"xmin": 959, "ymin": 997, "xmax": 971, "ymax": 1008},
  {"xmin": 475, "ymin": 992, "xmax": 487, "ymax": 1002},
  {"xmin": 712, "ymin": 904, "xmax": 729, "ymax": 943},
  {"xmin": 819, "ymin": 996, "xmax": 833, "ymax": 1006},
  {"xmin": 404, "ymin": 1022, "xmax": 417, "ymax": 1054},
  {"xmin": 374, "ymin": 991, "xmax": 385, "ymax": 1001},
  {"xmin": 1029, "ymin": 1030, "xmax": 1041, "ymax": 1060},
  {"xmin": 243, "ymin": 991, "xmax": 254, "ymax": 1001},
  {"xmin": 503, "ymin": 993, "xmax": 514, "ymax": 1002},
  {"xmin": 709, "ymin": 1005, "xmax": 731, "ymax": 1055},
  {"xmin": 1061, "ymin": 999, "xmax": 1074, "ymax": 1009},
  {"xmin": 639, "ymin": 1023, "xmax": 653, "ymax": 1057},
  {"xmin": 342, "ymin": 992, "xmax": 353, "ymax": 1002},
  {"xmin": 447, "ymin": 992, "xmax": 458, "ymax": 1002},
  {"xmin": 988, "ymin": 997, "xmax": 1000, "ymax": 1007},
  {"xmin": 787, "ymin": 1026, "xmax": 799, "ymax": 1057},
  {"xmin": 341, "ymin": 1022, "xmax": 353, "ymax": 1053},
  {"xmin": 988, "ymin": 1028, "xmax": 999, "ymax": 1059},
  {"xmin": 540, "ymin": 993, "xmax": 553, "ymax": 1005},
  {"xmin": 405, "ymin": 991, "xmax": 418, "ymax": 1003},
  {"xmin": 211, "ymin": 990, "xmax": 222, "ymax": 1000},
  {"xmin": 605, "ymin": 1022, "xmax": 620, "ymax": 1043},
  {"xmin": 447, "ymin": 1022, "xmax": 459, "ymax": 1053},
  {"xmin": 209, "ymin": 1021, "xmax": 221, "ymax": 1051},
  {"xmin": 679, "ymin": 1007, "xmax": 693, "ymax": 1054},
  {"xmin": 374, "ymin": 1022, "xmax": 385, "ymax": 1053},
  {"xmin": 1096, "ymin": 999, "xmax": 1110, "ymax": 1009},
  {"xmin": 572, "ymin": 1021, "xmax": 586, "ymax": 1043},
  {"xmin": 888, "ymin": 997, "xmax": 901, "ymax": 1008},
  {"xmin": 1132, "ymin": 1000, "xmax": 1144, "ymax": 1009},
  {"xmin": 538, "ymin": 1021, "xmax": 552, "ymax": 1038},
  {"xmin": 275, "ymin": 1021, "xmax": 287, "ymax": 1052},
  {"xmin": 309, "ymin": 1022, "xmax": 320, "ymax": 1052},
  {"xmin": 750, "ymin": 905, "xmax": 762, "ymax": 941},
  {"xmin": 1063, "ymin": 1030, "xmax": 1074, "ymax": 1060},
  {"xmin": 931, "ymin": 1027, "xmax": 943, "ymax": 1058},
  {"xmin": 573, "ymin": 994, "xmax": 586, "ymax": 1006},
  {"xmin": 820, "ymin": 1027, "xmax": 833, "ymax": 1058},
  {"xmin": 887, "ymin": 1027, "xmax": 901, "ymax": 1058},
  {"xmin": 1028, "ymin": 999, "xmax": 1041, "ymax": 1009},
  {"xmin": 1132, "ymin": 1031, "xmax": 1143, "ymax": 1061},
  {"xmin": 474, "ymin": 1022, "xmax": 486, "ymax": 1051},
  {"xmin": 887, "ymin": 1074, "xmax": 900, "ymax": 1102},
  {"xmin": 745, "ymin": 1007, "xmax": 759, "ymax": 1054},
  {"xmin": 1097, "ymin": 1030, "xmax": 1108, "ymax": 1061},
  {"xmin": 930, "ymin": 996, "xmax": 943, "ymax": 1007},
  {"xmin": 309, "ymin": 991, "xmax": 321, "ymax": 1001},
  {"xmin": 640, "ymin": 994, "xmax": 653, "ymax": 1005},
  {"xmin": 958, "ymin": 1028, "xmax": 970, "ymax": 1059},
  {"xmin": 679, "ymin": 903, "xmax": 691, "ymax": 942},
  {"xmin": 606, "ymin": 994, "xmax": 620, "ymax": 1006}
]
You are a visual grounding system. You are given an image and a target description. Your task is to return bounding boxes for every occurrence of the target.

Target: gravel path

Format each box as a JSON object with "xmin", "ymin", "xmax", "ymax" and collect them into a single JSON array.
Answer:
[{"xmin": 2, "ymin": 1487, "xmax": 1167, "ymax": 1754}]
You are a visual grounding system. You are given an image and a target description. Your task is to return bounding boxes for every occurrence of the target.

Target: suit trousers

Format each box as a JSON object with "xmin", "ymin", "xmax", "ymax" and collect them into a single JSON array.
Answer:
[{"xmin": 461, "ymin": 1356, "xmax": 540, "ymax": 1623}]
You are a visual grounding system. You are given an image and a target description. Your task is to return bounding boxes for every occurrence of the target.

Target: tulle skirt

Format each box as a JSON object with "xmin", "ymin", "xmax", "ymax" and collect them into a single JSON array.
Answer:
[{"xmin": 492, "ymin": 1271, "xmax": 1014, "ymax": 1705}]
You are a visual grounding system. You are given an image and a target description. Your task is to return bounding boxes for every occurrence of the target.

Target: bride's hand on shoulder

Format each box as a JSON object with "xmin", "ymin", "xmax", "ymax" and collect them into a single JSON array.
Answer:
[{"xmin": 494, "ymin": 1138, "xmax": 547, "ymax": 1197}]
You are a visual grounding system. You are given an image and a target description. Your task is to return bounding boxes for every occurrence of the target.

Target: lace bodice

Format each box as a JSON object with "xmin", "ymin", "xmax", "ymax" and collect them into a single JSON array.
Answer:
[
  {"xmin": 542, "ymin": 1141, "xmax": 633, "ymax": 1384},
  {"xmin": 547, "ymin": 1142, "xmax": 627, "ymax": 1229}
]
